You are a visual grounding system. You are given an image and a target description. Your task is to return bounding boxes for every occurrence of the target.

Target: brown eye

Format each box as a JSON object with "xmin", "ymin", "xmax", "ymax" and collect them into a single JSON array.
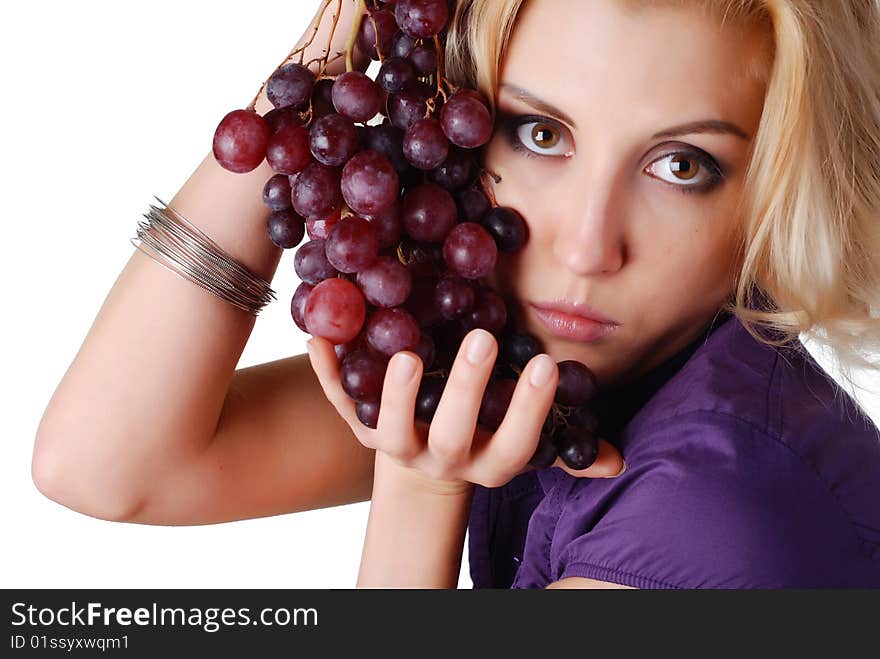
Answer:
[
  {"xmin": 668, "ymin": 155, "xmax": 700, "ymax": 180},
  {"xmin": 531, "ymin": 123, "xmax": 560, "ymax": 149}
]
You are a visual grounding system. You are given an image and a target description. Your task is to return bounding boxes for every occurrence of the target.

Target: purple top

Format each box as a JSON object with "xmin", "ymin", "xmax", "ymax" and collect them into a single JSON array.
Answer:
[{"xmin": 467, "ymin": 312, "xmax": 880, "ymax": 588}]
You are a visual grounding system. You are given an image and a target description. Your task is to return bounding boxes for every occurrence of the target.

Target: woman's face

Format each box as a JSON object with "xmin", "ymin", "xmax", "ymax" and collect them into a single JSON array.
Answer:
[{"xmin": 484, "ymin": 0, "xmax": 771, "ymax": 389}]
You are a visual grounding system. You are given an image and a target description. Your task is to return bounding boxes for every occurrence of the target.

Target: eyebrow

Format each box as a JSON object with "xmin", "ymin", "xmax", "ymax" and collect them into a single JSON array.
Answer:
[{"xmin": 499, "ymin": 82, "xmax": 751, "ymax": 141}]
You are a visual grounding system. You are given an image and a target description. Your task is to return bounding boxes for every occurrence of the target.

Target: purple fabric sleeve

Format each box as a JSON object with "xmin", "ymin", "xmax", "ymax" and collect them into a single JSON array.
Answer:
[{"xmin": 515, "ymin": 410, "xmax": 876, "ymax": 589}]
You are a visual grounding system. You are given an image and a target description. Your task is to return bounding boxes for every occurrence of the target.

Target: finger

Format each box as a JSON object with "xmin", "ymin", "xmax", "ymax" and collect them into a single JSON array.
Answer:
[
  {"xmin": 305, "ymin": 336, "xmax": 377, "ymax": 448},
  {"xmin": 470, "ymin": 353, "xmax": 558, "ymax": 483},
  {"xmin": 553, "ymin": 439, "xmax": 626, "ymax": 479},
  {"xmin": 375, "ymin": 350, "xmax": 424, "ymax": 461},
  {"xmin": 428, "ymin": 329, "xmax": 497, "ymax": 467}
]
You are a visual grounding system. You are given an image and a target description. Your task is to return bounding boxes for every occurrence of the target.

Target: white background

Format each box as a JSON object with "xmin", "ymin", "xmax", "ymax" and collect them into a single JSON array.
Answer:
[{"xmin": 2, "ymin": 1, "xmax": 878, "ymax": 590}]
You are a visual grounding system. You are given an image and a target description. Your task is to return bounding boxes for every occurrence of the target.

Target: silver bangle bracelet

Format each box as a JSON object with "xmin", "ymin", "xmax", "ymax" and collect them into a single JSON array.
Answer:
[{"xmin": 130, "ymin": 196, "xmax": 277, "ymax": 316}]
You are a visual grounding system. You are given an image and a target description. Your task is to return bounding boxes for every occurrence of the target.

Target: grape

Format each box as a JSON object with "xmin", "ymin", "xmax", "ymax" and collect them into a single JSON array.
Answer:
[
  {"xmin": 294, "ymin": 239, "xmax": 339, "ymax": 285},
  {"xmin": 291, "ymin": 282, "xmax": 314, "ymax": 332},
  {"xmin": 501, "ymin": 331, "xmax": 542, "ymax": 369},
  {"xmin": 555, "ymin": 360, "xmax": 599, "ymax": 407},
  {"xmin": 391, "ymin": 30, "xmax": 416, "ymax": 58},
  {"xmin": 212, "ymin": 110, "xmax": 270, "ymax": 173},
  {"xmin": 267, "ymin": 124, "xmax": 313, "ymax": 175},
  {"xmin": 434, "ymin": 275, "xmax": 474, "ymax": 320},
  {"xmin": 365, "ymin": 199, "xmax": 403, "ymax": 249},
  {"xmin": 357, "ymin": 8, "xmax": 398, "ymax": 60},
  {"xmin": 356, "ymin": 400, "xmax": 381, "ymax": 429},
  {"xmin": 306, "ymin": 210, "xmax": 341, "ymax": 241},
  {"xmin": 263, "ymin": 106, "xmax": 307, "ymax": 133},
  {"xmin": 415, "ymin": 376, "xmax": 446, "ymax": 422},
  {"xmin": 554, "ymin": 426, "xmax": 600, "ymax": 470},
  {"xmin": 412, "ymin": 332, "xmax": 436, "ymax": 369},
  {"xmin": 429, "ymin": 147, "xmax": 476, "ymax": 191},
  {"xmin": 403, "ymin": 118, "xmax": 450, "ymax": 170},
  {"xmin": 263, "ymin": 174, "xmax": 292, "ymax": 211},
  {"xmin": 309, "ymin": 113, "xmax": 359, "ymax": 167},
  {"xmin": 407, "ymin": 276, "xmax": 443, "ymax": 327},
  {"xmin": 395, "ymin": 0, "xmax": 449, "ymax": 39},
  {"xmin": 341, "ymin": 349, "xmax": 389, "ymax": 402},
  {"xmin": 304, "ymin": 277, "xmax": 367, "ymax": 345},
  {"xmin": 461, "ymin": 286, "xmax": 507, "ymax": 335},
  {"xmin": 569, "ymin": 404, "xmax": 600, "ymax": 434},
  {"xmin": 341, "ymin": 150, "xmax": 399, "ymax": 216},
  {"xmin": 357, "ymin": 255, "xmax": 413, "ymax": 307},
  {"xmin": 457, "ymin": 187, "xmax": 491, "ymax": 222},
  {"xmin": 325, "ymin": 215, "xmax": 379, "ymax": 273},
  {"xmin": 410, "ymin": 42, "xmax": 437, "ymax": 76},
  {"xmin": 440, "ymin": 92, "xmax": 493, "ymax": 149},
  {"xmin": 267, "ymin": 63, "xmax": 315, "ymax": 111},
  {"xmin": 311, "ymin": 78, "xmax": 336, "ymax": 119},
  {"xmin": 400, "ymin": 182, "xmax": 457, "ymax": 242},
  {"xmin": 332, "ymin": 71, "xmax": 382, "ymax": 123},
  {"xmin": 478, "ymin": 379, "xmax": 517, "ymax": 432},
  {"xmin": 335, "ymin": 333, "xmax": 367, "ymax": 362},
  {"xmin": 267, "ymin": 209, "xmax": 306, "ymax": 249},
  {"xmin": 481, "ymin": 206, "xmax": 528, "ymax": 252},
  {"xmin": 292, "ymin": 162, "xmax": 343, "ymax": 220},
  {"xmin": 400, "ymin": 238, "xmax": 446, "ymax": 278},
  {"xmin": 378, "ymin": 57, "xmax": 417, "ymax": 93},
  {"xmin": 366, "ymin": 307, "xmax": 421, "ymax": 356},
  {"xmin": 443, "ymin": 222, "xmax": 498, "ymax": 279},
  {"xmin": 529, "ymin": 433, "xmax": 558, "ymax": 469},
  {"xmin": 387, "ymin": 92, "xmax": 428, "ymax": 131},
  {"xmin": 363, "ymin": 123, "xmax": 410, "ymax": 175}
]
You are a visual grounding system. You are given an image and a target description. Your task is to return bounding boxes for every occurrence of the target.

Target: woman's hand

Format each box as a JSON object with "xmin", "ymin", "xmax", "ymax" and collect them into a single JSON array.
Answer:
[{"xmin": 306, "ymin": 328, "xmax": 626, "ymax": 494}]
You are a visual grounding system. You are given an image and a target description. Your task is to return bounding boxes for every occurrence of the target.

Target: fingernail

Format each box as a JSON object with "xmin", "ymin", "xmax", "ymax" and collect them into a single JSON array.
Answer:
[
  {"xmin": 529, "ymin": 354, "xmax": 556, "ymax": 387},
  {"xmin": 465, "ymin": 330, "xmax": 493, "ymax": 365},
  {"xmin": 615, "ymin": 461, "xmax": 627, "ymax": 477},
  {"xmin": 391, "ymin": 353, "xmax": 418, "ymax": 385}
]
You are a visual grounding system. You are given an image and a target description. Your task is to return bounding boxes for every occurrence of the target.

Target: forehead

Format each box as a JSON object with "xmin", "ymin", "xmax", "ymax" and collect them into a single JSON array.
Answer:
[{"xmin": 499, "ymin": 0, "xmax": 770, "ymax": 135}]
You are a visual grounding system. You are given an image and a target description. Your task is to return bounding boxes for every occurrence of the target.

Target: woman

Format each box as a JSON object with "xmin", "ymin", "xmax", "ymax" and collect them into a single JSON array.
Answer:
[{"xmin": 33, "ymin": 0, "xmax": 880, "ymax": 589}]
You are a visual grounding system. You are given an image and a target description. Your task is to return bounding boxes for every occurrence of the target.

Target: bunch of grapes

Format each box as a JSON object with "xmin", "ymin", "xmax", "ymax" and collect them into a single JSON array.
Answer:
[{"xmin": 210, "ymin": 0, "xmax": 601, "ymax": 471}]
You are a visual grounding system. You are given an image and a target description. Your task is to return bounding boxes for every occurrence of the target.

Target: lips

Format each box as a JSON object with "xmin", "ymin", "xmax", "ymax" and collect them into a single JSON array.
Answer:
[
  {"xmin": 527, "ymin": 302, "xmax": 620, "ymax": 342},
  {"xmin": 529, "ymin": 299, "xmax": 619, "ymax": 325}
]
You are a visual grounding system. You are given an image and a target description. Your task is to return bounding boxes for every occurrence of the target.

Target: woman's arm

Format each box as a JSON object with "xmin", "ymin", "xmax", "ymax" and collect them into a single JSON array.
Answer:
[{"xmin": 357, "ymin": 451, "xmax": 473, "ymax": 589}]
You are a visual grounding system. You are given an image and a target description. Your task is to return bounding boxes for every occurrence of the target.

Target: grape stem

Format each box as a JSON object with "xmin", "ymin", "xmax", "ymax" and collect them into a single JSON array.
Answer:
[{"xmin": 346, "ymin": 0, "xmax": 368, "ymax": 72}]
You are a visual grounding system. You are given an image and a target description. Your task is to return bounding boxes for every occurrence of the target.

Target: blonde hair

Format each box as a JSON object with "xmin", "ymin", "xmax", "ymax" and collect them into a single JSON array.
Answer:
[{"xmin": 446, "ymin": 0, "xmax": 880, "ymax": 406}]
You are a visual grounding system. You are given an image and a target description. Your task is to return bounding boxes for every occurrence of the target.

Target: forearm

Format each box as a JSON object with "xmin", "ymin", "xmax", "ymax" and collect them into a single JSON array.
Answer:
[{"xmin": 357, "ymin": 452, "xmax": 474, "ymax": 588}]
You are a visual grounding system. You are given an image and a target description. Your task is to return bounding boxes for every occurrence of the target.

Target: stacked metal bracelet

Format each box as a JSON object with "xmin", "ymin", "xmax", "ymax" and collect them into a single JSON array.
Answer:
[{"xmin": 130, "ymin": 196, "xmax": 277, "ymax": 316}]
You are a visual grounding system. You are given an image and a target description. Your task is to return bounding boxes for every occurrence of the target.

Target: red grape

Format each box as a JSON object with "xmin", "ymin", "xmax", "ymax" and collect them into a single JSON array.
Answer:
[
  {"xmin": 357, "ymin": 255, "xmax": 413, "ymax": 307},
  {"xmin": 341, "ymin": 349, "xmax": 389, "ymax": 402},
  {"xmin": 400, "ymin": 182, "xmax": 457, "ymax": 243},
  {"xmin": 292, "ymin": 162, "xmax": 343, "ymax": 220},
  {"xmin": 309, "ymin": 113, "xmax": 360, "ymax": 167},
  {"xmin": 325, "ymin": 215, "xmax": 380, "ymax": 273},
  {"xmin": 443, "ymin": 222, "xmax": 497, "ymax": 279},
  {"xmin": 341, "ymin": 150, "xmax": 399, "ymax": 216},
  {"xmin": 266, "ymin": 124, "xmax": 313, "ymax": 175},
  {"xmin": 267, "ymin": 63, "xmax": 315, "ymax": 110},
  {"xmin": 403, "ymin": 118, "xmax": 450, "ymax": 170},
  {"xmin": 212, "ymin": 110, "xmax": 270, "ymax": 174},
  {"xmin": 365, "ymin": 307, "xmax": 421, "ymax": 356},
  {"xmin": 304, "ymin": 278, "xmax": 367, "ymax": 345},
  {"xmin": 395, "ymin": 0, "xmax": 449, "ymax": 39},
  {"xmin": 267, "ymin": 209, "xmax": 306, "ymax": 249},
  {"xmin": 332, "ymin": 71, "xmax": 382, "ymax": 123},
  {"xmin": 440, "ymin": 92, "xmax": 493, "ymax": 149}
]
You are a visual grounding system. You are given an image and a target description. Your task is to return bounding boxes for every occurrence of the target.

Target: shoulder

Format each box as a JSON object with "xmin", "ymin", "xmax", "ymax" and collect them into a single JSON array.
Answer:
[{"xmin": 548, "ymin": 409, "xmax": 879, "ymax": 588}]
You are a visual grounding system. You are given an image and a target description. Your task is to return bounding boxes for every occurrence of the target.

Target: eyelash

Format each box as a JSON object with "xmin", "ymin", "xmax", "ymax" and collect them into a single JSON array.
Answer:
[{"xmin": 500, "ymin": 113, "xmax": 727, "ymax": 195}]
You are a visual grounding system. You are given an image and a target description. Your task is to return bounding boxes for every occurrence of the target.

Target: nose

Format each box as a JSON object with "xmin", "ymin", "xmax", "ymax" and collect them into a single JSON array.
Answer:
[{"xmin": 552, "ymin": 178, "xmax": 626, "ymax": 276}]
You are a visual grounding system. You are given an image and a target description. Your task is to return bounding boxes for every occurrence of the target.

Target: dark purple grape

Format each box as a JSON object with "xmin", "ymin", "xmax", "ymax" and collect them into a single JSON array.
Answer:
[
  {"xmin": 212, "ymin": 109, "xmax": 270, "ymax": 173},
  {"xmin": 365, "ymin": 307, "xmax": 421, "ymax": 356},
  {"xmin": 365, "ymin": 199, "xmax": 403, "ymax": 249},
  {"xmin": 481, "ymin": 206, "xmax": 528, "ymax": 252},
  {"xmin": 554, "ymin": 426, "xmax": 600, "ymax": 470},
  {"xmin": 429, "ymin": 147, "xmax": 477, "ymax": 191},
  {"xmin": 325, "ymin": 215, "xmax": 379, "ymax": 273},
  {"xmin": 391, "ymin": 30, "xmax": 416, "ymax": 58},
  {"xmin": 341, "ymin": 349, "xmax": 389, "ymax": 402},
  {"xmin": 400, "ymin": 239, "xmax": 446, "ymax": 279},
  {"xmin": 415, "ymin": 376, "xmax": 447, "ymax": 422},
  {"xmin": 267, "ymin": 209, "xmax": 306, "ymax": 249},
  {"xmin": 309, "ymin": 114, "xmax": 359, "ymax": 167},
  {"xmin": 434, "ymin": 275, "xmax": 474, "ymax": 320},
  {"xmin": 267, "ymin": 63, "xmax": 315, "ymax": 111},
  {"xmin": 478, "ymin": 379, "xmax": 517, "ymax": 432},
  {"xmin": 332, "ymin": 71, "xmax": 382, "ymax": 123},
  {"xmin": 294, "ymin": 239, "xmax": 339, "ymax": 284},
  {"xmin": 395, "ymin": 0, "xmax": 449, "ymax": 39},
  {"xmin": 341, "ymin": 150, "xmax": 399, "ymax": 216},
  {"xmin": 403, "ymin": 118, "xmax": 450, "ymax": 170},
  {"xmin": 263, "ymin": 174, "xmax": 292, "ymax": 211},
  {"xmin": 457, "ymin": 187, "xmax": 491, "ymax": 222},
  {"xmin": 501, "ymin": 331, "xmax": 542, "ymax": 369},
  {"xmin": 292, "ymin": 162, "xmax": 343, "ymax": 220},
  {"xmin": 440, "ymin": 92, "xmax": 493, "ymax": 148},
  {"xmin": 387, "ymin": 92, "xmax": 428, "ymax": 131},
  {"xmin": 443, "ymin": 222, "xmax": 498, "ymax": 279},
  {"xmin": 266, "ymin": 124, "xmax": 313, "ymax": 175},
  {"xmin": 357, "ymin": 255, "xmax": 413, "ymax": 307},
  {"xmin": 363, "ymin": 123, "xmax": 410, "ymax": 174},
  {"xmin": 400, "ymin": 182, "xmax": 457, "ymax": 243},
  {"xmin": 555, "ymin": 360, "xmax": 599, "ymax": 407},
  {"xmin": 356, "ymin": 400, "xmax": 381, "ymax": 428},
  {"xmin": 335, "ymin": 332, "xmax": 367, "ymax": 362},
  {"xmin": 378, "ymin": 57, "xmax": 416, "ymax": 93},
  {"xmin": 412, "ymin": 332, "xmax": 436, "ymax": 369},
  {"xmin": 407, "ymin": 276, "xmax": 443, "ymax": 327},
  {"xmin": 291, "ymin": 282, "xmax": 315, "ymax": 332},
  {"xmin": 304, "ymin": 277, "xmax": 367, "ymax": 345},
  {"xmin": 356, "ymin": 8, "xmax": 398, "ymax": 60},
  {"xmin": 529, "ymin": 433, "xmax": 558, "ymax": 469},
  {"xmin": 311, "ymin": 78, "xmax": 336, "ymax": 119},
  {"xmin": 569, "ymin": 405, "xmax": 600, "ymax": 434},
  {"xmin": 263, "ymin": 106, "xmax": 307, "ymax": 133},
  {"xmin": 461, "ymin": 286, "xmax": 507, "ymax": 336},
  {"xmin": 410, "ymin": 42, "xmax": 437, "ymax": 75}
]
